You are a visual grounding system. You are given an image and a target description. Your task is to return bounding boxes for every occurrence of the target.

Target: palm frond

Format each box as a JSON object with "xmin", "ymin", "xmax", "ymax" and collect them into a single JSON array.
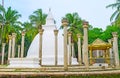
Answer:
[
  {"xmin": 110, "ymin": 10, "xmax": 119, "ymax": 21},
  {"xmin": 29, "ymin": 9, "xmax": 47, "ymax": 28},
  {"xmin": 0, "ymin": 5, "xmax": 5, "ymax": 13},
  {"xmin": 106, "ymin": 3, "xmax": 120, "ymax": 9}
]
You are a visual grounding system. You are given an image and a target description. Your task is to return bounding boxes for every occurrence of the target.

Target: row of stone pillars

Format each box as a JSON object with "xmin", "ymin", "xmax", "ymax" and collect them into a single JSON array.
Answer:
[
  {"xmin": 38, "ymin": 18, "xmax": 84, "ymax": 70},
  {"xmin": 62, "ymin": 19, "xmax": 89, "ymax": 70},
  {"xmin": 108, "ymin": 33, "xmax": 119, "ymax": 67},
  {"xmin": 38, "ymin": 29, "xmax": 59, "ymax": 66},
  {"xmin": 61, "ymin": 18, "xmax": 120, "ymax": 70},
  {"xmin": 39, "ymin": 18, "xmax": 88, "ymax": 70},
  {"xmin": 38, "ymin": 28, "xmax": 60, "ymax": 66},
  {"xmin": 1, "ymin": 31, "xmax": 25, "ymax": 65},
  {"xmin": 103, "ymin": 32, "xmax": 120, "ymax": 67}
]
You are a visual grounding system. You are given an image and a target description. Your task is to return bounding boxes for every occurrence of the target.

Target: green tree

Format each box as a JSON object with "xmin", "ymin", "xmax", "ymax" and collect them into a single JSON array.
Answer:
[
  {"xmin": 29, "ymin": 9, "xmax": 47, "ymax": 29},
  {"xmin": 22, "ymin": 22, "xmax": 38, "ymax": 56},
  {"xmin": 0, "ymin": 5, "xmax": 22, "ymax": 62},
  {"xmin": 61, "ymin": 13, "xmax": 83, "ymax": 42},
  {"xmin": 100, "ymin": 25, "xmax": 119, "ymax": 41},
  {"xmin": 61, "ymin": 13, "xmax": 84, "ymax": 57},
  {"xmin": 103, "ymin": 25, "xmax": 120, "ymax": 56},
  {"xmin": 88, "ymin": 27, "xmax": 103, "ymax": 44},
  {"xmin": 0, "ymin": 5, "xmax": 22, "ymax": 43}
]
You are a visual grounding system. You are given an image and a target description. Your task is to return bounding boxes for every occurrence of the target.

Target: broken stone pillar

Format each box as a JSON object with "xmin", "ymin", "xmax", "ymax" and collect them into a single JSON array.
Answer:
[
  {"xmin": 68, "ymin": 32, "xmax": 72, "ymax": 65},
  {"xmin": 11, "ymin": 33, "xmax": 16, "ymax": 58},
  {"xmin": 18, "ymin": 45, "xmax": 21, "ymax": 58},
  {"xmin": 8, "ymin": 35, "xmax": 12, "ymax": 59},
  {"xmin": 21, "ymin": 31, "xmax": 25, "ymax": 58},
  {"xmin": 1, "ymin": 43, "xmax": 6, "ymax": 65},
  {"xmin": 77, "ymin": 33, "xmax": 82, "ymax": 65}
]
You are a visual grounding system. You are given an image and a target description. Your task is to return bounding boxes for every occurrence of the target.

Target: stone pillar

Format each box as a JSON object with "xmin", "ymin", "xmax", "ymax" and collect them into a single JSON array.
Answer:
[
  {"xmin": 108, "ymin": 39, "xmax": 113, "ymax": 65},
  {"xmin": 83, "ymin": 21, "xmax": 89, "ymax": 68},
  {"xmin": 68, "ymin": 32, "xmax": 72, "ymax": 65},
  {"xmin": 54, "ymin": 29, "xmax": 58, "ymax": 66},
  {"xmin": 112, "ymin": 32, "xmax": 119, "ymax": 67},
  {"xmin": 39, "ymin": 29, "xmax": 44, "ymax": 65},
  {"xmin": 1, "ymin": 43, "xmax": 6, "ymax": 65},
  {"xmin": 72, "ymin": 43, "xmax": 75, "ymax": 58},
  {"xmin": 62, "ymin": 18, "xmax": 68, "ymax": 71},
  {"xmin": 21, "ymin": 31, "xmax": 25, "ymax": 58},
  {"xmin": 77, "ymin": 33, "xmax": 82, "ymax": 65},
  {"xmin": 8, "ymin": 35, "xmax": 12, "ymax": 59},
  {"xmin": 18, "ymin": 45, "xmax": 21, "ymax": 58},
  {"xmin": 11, "ymin": 33, "xmax": 16, "ymax": 58},
  {"xmin": 82, "ymin": 42, "xmax": 84, "ymax": 63}
]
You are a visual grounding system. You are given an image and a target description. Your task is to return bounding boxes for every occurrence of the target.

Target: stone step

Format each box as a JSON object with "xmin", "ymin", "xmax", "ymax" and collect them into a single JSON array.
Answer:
[{"xmin": 0, "ymin": 65, "xmax": 116, "ymax": 72}]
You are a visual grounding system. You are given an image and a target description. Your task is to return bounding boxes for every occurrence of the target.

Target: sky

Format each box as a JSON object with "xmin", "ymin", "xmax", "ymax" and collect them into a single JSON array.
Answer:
[{"xmin": 0, "ymin": 0, "xmax": 115, "ymax": 30}]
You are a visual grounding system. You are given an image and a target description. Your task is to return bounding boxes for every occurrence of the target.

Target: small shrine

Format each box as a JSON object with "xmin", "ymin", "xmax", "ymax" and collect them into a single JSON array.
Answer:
[{"xmin": 89, "ymin": 38, "xmax": 112, "ymax": 66}]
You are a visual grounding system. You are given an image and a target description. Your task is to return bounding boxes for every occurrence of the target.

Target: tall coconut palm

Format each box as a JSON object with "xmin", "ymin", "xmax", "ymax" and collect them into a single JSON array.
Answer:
[
  {"xmin": 0, "ymin": 5, "xmax": 22, "ymax": 43},
  {"xmin": 29, "ymin": 9, "xmax": 47, "ymax": 29},
  {"xmin": 61, "ymin": 13, "xmax": 84, "ymax": 57},
  {"xmin": 106, "ymin": 0, "xmax": 120, "ymax": 22},
  {"xmin": 61, "ymin": 12, "xmax": 83, "ymax": 42},
  {"xmin": 5, "ymin": 7, "xmax": 21, "ymax": 26},
  {"xmin": 0, "ymin": 5, "xmax": 22, "ymax": 61}
]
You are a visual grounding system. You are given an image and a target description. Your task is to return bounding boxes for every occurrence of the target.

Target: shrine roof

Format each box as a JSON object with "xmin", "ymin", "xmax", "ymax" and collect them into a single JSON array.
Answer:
[{"xmin": 89, "ymin": 38, "xmax": 112, "ymax": 50}]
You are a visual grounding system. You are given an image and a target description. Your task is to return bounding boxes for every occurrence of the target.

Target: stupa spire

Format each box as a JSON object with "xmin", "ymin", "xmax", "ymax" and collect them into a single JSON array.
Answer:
[
  {"xmin": 46, "ymin": 8, "xmax": 55, "ymax": 25},
  {"xmin": 49, "ymin": 8, "xmax": 51, "ymax": 12}
]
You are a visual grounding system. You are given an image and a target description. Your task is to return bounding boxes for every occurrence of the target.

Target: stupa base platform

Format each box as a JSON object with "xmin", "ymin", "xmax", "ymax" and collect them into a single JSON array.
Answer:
[
  {"xmin": 8, "ymin": 58, "xmax": 40, "ymax": 68},
  {"xmin": 8, "ymin": 57, "xmax": 78, "ymax": 68}
]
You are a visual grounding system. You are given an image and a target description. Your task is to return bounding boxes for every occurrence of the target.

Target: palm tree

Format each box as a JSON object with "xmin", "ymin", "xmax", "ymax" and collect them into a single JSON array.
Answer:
[
  {"xmin": 0, "ymin": 5, "xmax": 22, "ymax": 43},
  {"xmin": 61, "ymin": 12, "xmax": 83, "ymax": 42},
  {"xmin": 29, "ymin": 9, "xmax": 47, "ymax": 29},
  {"xmin": 0, "ymin": 5, "xmax": 22, "ymax": 62},
  {"xmin": 106, "ymin": 0, "xmax": 120, "ymax": 22},
  {"xmin": 61, "ymin": 13, "xmax": 84, "ymax": 57}
]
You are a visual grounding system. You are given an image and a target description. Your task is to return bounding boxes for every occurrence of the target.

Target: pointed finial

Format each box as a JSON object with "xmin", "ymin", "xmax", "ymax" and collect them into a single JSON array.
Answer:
[{"xmin": 49, "ymin": 8, "xmax": 51, "ymax": 12}]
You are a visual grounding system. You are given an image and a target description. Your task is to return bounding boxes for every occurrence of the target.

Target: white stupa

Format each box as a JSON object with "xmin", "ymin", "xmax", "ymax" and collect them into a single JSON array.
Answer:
[{"xmin": 8, "ymin": 10, "xmax": 78, "ymax": 68}]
